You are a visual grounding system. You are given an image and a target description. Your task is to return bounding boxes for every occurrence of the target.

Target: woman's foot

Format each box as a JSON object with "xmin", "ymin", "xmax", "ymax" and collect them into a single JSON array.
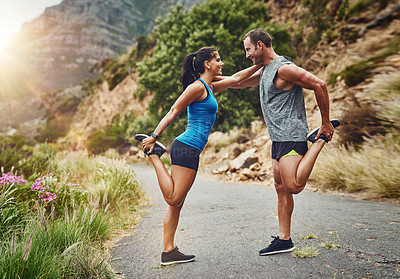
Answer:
[
  {"xmin": 160, "ymin": 247, "xmax": 195, "ymax": 266},
  {"xmin": 134, "ymin": 134, "xmax": 167, "ymax": 157}
]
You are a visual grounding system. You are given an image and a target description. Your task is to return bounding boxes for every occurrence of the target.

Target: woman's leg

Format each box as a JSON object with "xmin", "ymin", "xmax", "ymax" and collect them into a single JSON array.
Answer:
[
  {"xmin": 148, "ymin": 155, "xmax": 197, "ymax": 206},
  {"xmin": 148, "ymin": 155, "xmax": 197, "ymax": 252}
]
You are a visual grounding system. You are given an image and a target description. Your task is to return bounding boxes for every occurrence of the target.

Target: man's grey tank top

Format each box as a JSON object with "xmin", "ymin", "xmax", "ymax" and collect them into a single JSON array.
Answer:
[{"xmin": 259, "ymin": 56, "xmax": 309, "ymax": 142}]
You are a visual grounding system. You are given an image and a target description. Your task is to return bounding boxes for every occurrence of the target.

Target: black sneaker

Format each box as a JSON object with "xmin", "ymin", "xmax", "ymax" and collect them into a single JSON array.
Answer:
[
  {"xmin": 259, "ymin": 236, "xmax": 295, "ymax": 256},
  {"xmin": 134, "ymin": 134, "xmax": 167, "ymax": 157},
  {"xmin": 160, "ymin": 247, "xmax": 195, "ymax": 266},
  {"xmin": 307, "ymin": 119, "xmax": 341, "ymax": 143}
]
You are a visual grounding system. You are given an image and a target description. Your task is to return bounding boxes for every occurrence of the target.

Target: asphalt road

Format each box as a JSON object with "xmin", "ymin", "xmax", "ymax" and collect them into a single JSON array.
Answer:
[{"xmin": 111, "ymin": 164, "xmax": 400, "ymax": 279}]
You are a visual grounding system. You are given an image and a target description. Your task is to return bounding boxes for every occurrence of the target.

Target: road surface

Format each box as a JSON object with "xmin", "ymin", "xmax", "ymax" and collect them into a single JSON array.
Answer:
[{"xmin": 111, "ymin": 164, "xmax": 400, "ymax": 278}]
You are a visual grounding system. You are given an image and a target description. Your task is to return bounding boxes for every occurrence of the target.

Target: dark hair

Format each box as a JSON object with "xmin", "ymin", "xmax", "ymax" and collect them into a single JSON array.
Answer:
[
  {"xmin": 243, "ymin": 28, "xmax": 272, "ymax": 48},
  {"xmin": 180, "ymin": 46, "xmax": 217, "ymax": 90}
]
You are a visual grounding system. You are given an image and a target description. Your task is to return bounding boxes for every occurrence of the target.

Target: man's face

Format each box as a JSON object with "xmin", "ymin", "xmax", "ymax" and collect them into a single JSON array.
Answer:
[{"xmin": 243, "ymin": 37, "xmax": 263, "ymax": 65}]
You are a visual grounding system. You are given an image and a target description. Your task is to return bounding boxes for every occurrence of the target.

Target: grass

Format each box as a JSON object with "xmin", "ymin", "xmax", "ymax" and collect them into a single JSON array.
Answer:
[
  {"xmin": 0, "ymin": 149, "xmax": 144, "ymax": 278},
  {"xmin": 301, "ymin": 234, "xmax": 319, "ymax": 240},
  {"xmin": 311, "ymin": 136, "xmax": 400, "ymax": 199},
  {"xmin": 323, "ymin": 242, "xmax": 340, "ymax": 249},
  {"xmin": 292, "ymin": 245, "xmax": 320, "ymax": 258},
  {"xmin": 311, "ymin": 73, "xmax": 400, "ymax": 200}
]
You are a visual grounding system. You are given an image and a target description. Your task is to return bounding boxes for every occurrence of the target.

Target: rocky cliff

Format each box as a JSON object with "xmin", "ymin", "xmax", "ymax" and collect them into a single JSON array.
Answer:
[
  {"xmin": 0, "ymin": 0, "xmax": 205, "ymax": 137},
  {"xmin": 5, "ymin": 0, "xmax": 205, "ymax": 94}
]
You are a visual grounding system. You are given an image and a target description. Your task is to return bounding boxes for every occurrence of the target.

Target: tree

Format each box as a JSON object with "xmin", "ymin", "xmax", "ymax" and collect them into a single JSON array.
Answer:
[{"xmin": 138, "ymin": 0, "xmax": 295, "ymax": 137}]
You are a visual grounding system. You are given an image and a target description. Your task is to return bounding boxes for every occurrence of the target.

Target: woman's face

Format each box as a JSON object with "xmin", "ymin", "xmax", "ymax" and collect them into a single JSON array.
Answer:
[{"xmin": 208, "ymin": 52, "xmax": 224, "ymax": 76}]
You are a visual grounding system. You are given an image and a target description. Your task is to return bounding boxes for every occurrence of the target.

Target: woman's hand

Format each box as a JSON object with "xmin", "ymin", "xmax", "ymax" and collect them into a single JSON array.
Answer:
[{"xmin": 142, "ymin": 136, "xmax": 157, "ymax": 154}]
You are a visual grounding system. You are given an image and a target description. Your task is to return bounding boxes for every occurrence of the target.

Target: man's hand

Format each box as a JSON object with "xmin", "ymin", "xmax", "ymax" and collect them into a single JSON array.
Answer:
[{"xmin": 316, "ymin": 120, "xmax": 335, "ymax": 141}]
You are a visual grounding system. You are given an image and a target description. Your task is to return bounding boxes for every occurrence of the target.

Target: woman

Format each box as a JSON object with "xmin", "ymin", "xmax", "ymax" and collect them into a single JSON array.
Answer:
[{"xmin": 135, "ymin": 47, "xmax": 262, "ymax": 266}]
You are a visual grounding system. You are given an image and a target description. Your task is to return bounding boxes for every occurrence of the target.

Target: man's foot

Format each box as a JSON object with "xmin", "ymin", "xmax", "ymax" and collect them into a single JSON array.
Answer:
[
  {"xmin": 307, "ymin": 119, "xmax": 341, "ymax": 143},
  {"xmin": 259, "ymin": 236, "xmax": 295, "ymax": 256},
  {"xmin": 134, "ymin": 134, "xmax": 167, "ymax": 157},
  {"xmin": 160, "ymin": 247, "xmax": 195, "ymax": 266}
]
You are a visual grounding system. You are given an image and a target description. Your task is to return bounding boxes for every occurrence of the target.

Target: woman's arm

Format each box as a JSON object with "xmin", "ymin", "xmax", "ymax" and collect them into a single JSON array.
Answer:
[
  {"xmin": 212, "ymin": 64, "xmax": 263, "ymax": 93},
  {"xmin": 141, "ymin": 82, "xmax": 204, "ymax": 153}
]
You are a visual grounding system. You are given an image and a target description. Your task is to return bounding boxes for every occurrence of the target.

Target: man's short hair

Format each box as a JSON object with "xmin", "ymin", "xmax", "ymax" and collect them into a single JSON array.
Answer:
[{"xmin": 243, "ymin": 28, "xmax": 272, "ymax": 48}]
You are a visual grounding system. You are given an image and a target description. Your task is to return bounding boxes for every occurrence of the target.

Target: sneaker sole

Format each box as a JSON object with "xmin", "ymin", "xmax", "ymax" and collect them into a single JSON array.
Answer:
[
  {"xmin": 160, "ymin": 258, "xmax": 195, "ymax": 266},
  {"xmin": 307, "ymin": 119, "xmax": 341, "ymax": 140},
  {"xmin": 259, "ymin": 246, "xmax": 296, "ymax": 256},
  {"xmin": 134, "ymin": 133, "xmax": 167, "ymax": 151}
]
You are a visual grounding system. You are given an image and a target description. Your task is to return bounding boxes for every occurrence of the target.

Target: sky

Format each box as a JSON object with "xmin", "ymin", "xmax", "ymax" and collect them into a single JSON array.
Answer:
[{"xmin": 0, "ymin": 0, "xmax": 63, "ymax": 48}]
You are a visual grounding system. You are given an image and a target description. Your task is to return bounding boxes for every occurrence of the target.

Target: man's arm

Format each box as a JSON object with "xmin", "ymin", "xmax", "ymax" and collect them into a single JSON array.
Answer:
[{"xmin": 278, "ymin": 64, "xmax": 334, "ymax": 141}]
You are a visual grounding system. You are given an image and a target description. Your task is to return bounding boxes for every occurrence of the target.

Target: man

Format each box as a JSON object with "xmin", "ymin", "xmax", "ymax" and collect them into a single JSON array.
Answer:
[{"xmin": 238, "ymin": 28, "xmax": 340, "ymax": 255}]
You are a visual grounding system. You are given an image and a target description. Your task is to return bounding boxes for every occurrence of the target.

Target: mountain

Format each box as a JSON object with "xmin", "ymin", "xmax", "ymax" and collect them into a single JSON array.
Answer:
[
  {"xmin": 2, "ymin": 0, "xmax": 204, "ymax": 97},
  {"xmin": 0, "ymin": 0, "xmax": 205, "ymax": 137}
]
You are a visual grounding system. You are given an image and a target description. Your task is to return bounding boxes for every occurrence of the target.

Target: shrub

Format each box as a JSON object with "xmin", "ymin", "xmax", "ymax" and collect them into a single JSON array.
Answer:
[
  {"xmin": 36, "ymin": 115, "xmax": 73, "ymax": 143},
  {"xmin": 348, "ymin": 0, "xmax": 388, "ymax": 17},
  {"xmin": 337, "ymin": 102, "xmax": 386, "ymax": 147},
  {"xmin": 342, "ymin": 61, "xmax": 376, "ymax": 87},
  {"xmin": 87, "ymin": 126, "xmax": 130, "ymax": 155},
  {"xmin": 0, "ymin": 134, "xmax": 27, "ymax": 173}
]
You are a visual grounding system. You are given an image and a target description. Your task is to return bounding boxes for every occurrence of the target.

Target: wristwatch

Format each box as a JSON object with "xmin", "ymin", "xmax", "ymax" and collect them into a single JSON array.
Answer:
[{"xmin": 151, "ymin": 132, "xmax": 159, "ymax": 139}]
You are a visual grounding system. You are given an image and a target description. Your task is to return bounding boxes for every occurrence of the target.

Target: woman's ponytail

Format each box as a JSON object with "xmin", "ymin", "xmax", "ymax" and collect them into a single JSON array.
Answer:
[
  {"xmin": 180, "ymin": 52, "xmax": 199, "ymax": 90},
  {"xmin": 180, "ymin": 47, "xmax": 217, "ymax": 90}
]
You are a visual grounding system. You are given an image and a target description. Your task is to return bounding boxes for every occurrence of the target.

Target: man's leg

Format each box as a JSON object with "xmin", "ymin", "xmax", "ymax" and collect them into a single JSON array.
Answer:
[
  {"xmin": 273, "ymin": 159, "xmax": 293, "ymax": 240},
  {"xmin": 279, "ymin": 139, "xmax": 325, "ymax": 194},
  {"xmin": 259, "ymin": 159, "xmax": 296, "ymax": 256}
]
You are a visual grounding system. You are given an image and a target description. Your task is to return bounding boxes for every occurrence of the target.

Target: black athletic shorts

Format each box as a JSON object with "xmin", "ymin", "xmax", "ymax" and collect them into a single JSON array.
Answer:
[
  {"xmin": 170, "ymin": 139, "xmax": 201, "ymax": 171},
  {"xmin": 271, "ymin": 141, "xmax": 308, "ymax": 162}
]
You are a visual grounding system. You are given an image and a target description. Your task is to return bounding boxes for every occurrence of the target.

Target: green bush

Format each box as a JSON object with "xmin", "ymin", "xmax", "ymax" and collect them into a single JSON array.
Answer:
[
  {"xmin": 55, "ymin": 95, "xmax": 81, "ymax": 114},
  {"xmin": 36, "ymin": 115, "xmax": 72, "ymax": 143},
  {"xmin": 87, "ymin": 126, "xmax": 129, "ymax": 155},
  {"xmin": 138, "ymin": 0, "xmax": 295, "ymax": 134},
  {"xmin": 342, "ymin": 61, "xmax": 376, "ymax": 87},
  {"xmin": 107, "ymin": 66, "xmax": 129, "ymax": 91},
  {"xmin": 348, "ymin": 0, "xmax": 388, "ymax": 17},
  {"xmin": 0, "ymin": 134, "xmax": 27, "ymax": 173}
]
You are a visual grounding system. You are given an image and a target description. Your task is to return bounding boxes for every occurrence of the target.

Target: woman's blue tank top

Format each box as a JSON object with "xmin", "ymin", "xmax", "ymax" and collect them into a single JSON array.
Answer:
[{"xmin": 176, "ymin": 79, "xmax": 218, "ymax": 151}]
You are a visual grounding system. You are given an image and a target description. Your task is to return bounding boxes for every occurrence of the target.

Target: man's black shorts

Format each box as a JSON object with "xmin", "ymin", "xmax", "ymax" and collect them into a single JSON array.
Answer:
[{"xmin": 271, "ymin": 141, "xmax": 308, "ymax": 162}]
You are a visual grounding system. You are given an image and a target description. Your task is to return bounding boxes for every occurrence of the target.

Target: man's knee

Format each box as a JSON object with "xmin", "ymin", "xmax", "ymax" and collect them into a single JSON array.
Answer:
[
  {"xmin": 276, "ymin": 180, "xmax": 303, "ymax": 195},
  {"xmin": 284, "ymin": 183, "xmax": 304, "ymax": 195},
  {"xmin": 165, "ymin": 196, "xmax": 185, "ymax": 207}
]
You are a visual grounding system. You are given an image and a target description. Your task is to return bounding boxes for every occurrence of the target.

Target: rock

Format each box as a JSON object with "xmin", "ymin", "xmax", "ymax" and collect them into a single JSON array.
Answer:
[
  {"xmin": 129, "ymin": 146, "xmax": 139, "ymax": 156},
  {"xmin": 212, "ymin": 164, "xmax": 229, "ymax": 175},
  {"xmin": 249, "ymin": 163, "xmax": 262, "ymax": 172},
  {"xmin": 229, "ymin": 148, "xmax": 258, "ymax": 171},
  {"xmin": 252, "ymin": 136, "xmax": 270, "ymax": 147},
  {"xmin": 241, "ymin": 168, "xmax": 256, "ymax": 179},
  {"xmin": 237, "ymin": 135, "xmax": 250, "ymax": 143},
  {"xmin": 232, "ymin": 147, "xmax": 242, "ymax": 158}
]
